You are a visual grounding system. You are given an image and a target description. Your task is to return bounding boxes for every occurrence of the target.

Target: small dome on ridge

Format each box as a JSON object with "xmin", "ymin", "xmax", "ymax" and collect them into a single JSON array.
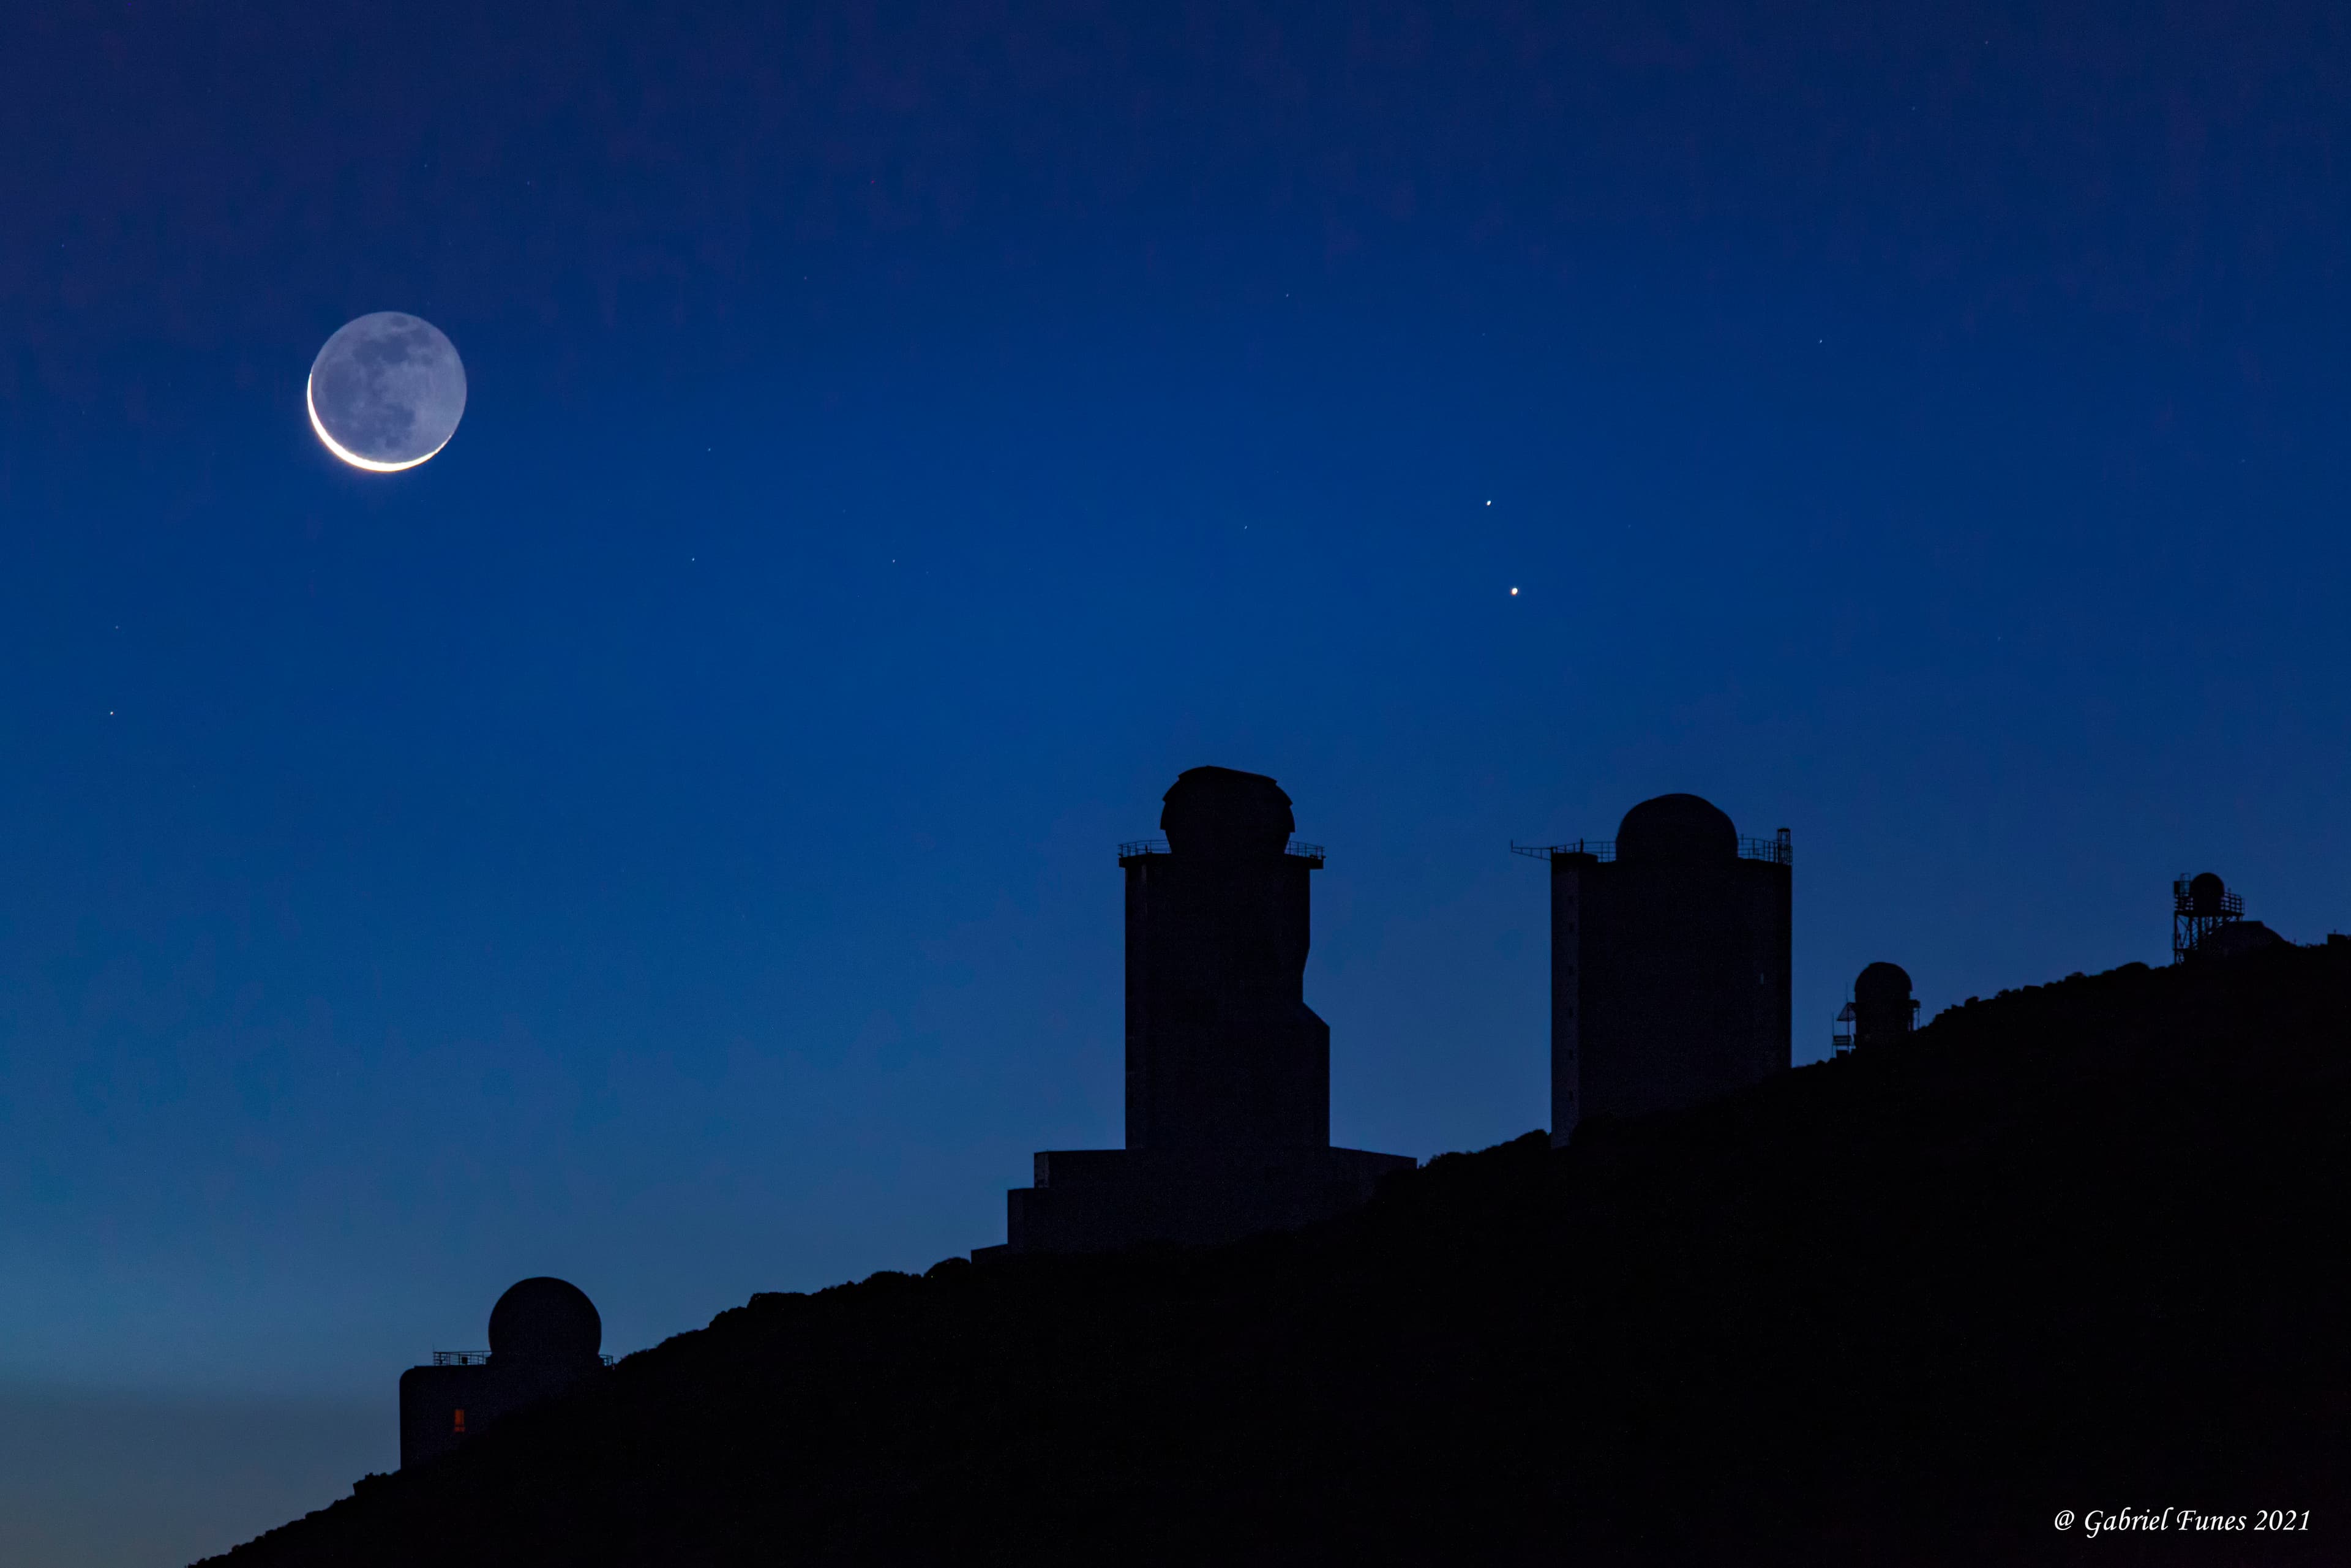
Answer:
[
  {"xmin": 2189, "ymin": 872, "xmax": 2227, "ymax": 916},
  {"xmin": 1854, "ymin": 962, "xmax": 1913, "ymax": 1005},
  {"xmin": 488, "ymin": 1277, "xmax": 602, "ymax": 1365}
]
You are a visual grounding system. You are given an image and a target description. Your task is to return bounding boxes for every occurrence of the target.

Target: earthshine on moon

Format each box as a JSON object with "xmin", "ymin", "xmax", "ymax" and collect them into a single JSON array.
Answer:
[{"xmin": 306, "ymin": 312, "xmax": 467, "ymax": 472}]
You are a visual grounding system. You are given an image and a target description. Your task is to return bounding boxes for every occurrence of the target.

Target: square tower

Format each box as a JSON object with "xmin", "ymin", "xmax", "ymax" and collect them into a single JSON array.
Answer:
[{"xmin": 1529, "ymin": 795, "xmax": 1791, "ymax": 1146}]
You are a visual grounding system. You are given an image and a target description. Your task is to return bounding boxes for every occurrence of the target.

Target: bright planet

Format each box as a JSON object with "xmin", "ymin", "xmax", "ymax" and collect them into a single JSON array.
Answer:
[{"xmin": 306, "ymin": 312, "xmax": 467, "ymax": 471}]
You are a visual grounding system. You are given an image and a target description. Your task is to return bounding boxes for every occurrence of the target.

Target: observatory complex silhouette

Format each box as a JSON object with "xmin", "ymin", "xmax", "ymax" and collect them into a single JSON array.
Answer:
[
  {"xmin": 982, "ymin": 767, "xmax": 1412, "ymax": 1255},
  {"xmin": 362, "ymin": 771, "xmax": 2351, "ymax": 1540},
  {"xmin": 1516, "ymin": 794, "xmax": 1793, "ymax": 1146},
  {"xmin": 398, "ymin": 1277, "xmax": 609, "ymax": 1468}
]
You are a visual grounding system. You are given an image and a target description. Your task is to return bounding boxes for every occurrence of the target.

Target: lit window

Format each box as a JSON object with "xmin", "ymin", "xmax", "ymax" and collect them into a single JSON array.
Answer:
[{"xmin": 453, "ymin": 1409, "xmax": 466, "ymax": 1435}]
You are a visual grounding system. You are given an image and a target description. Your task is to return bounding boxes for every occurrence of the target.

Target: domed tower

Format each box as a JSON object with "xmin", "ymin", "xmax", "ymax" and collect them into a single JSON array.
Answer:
[
  {"xmin": 2172, "ymin": 871, "xmax": 2286, "ymax": 961},
  {"xmin": 990, "ymin": 767, "xmax": 1412, "ymax": 1255},
  {"xmin": 1832, "ymin": 962, "xmax": 1918, "ymax": 1054},
  {"xmin": 1127, "ymin": 767, "xmax": 1323, "ymax": 1153},
  {"xmin": 397, "ymin": 1277, "xmax": 608, "ymax": 1469},
  {"xmin": 1515, "ymin": 793, "xmax": 1792, "ymax": 1144},
  {"xmin": 2172, "ymin": 871, "xmax": 2244, "ymax": 962}
]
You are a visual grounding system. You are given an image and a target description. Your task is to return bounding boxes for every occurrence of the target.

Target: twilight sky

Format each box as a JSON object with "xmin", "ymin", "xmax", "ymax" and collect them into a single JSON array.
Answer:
[{"xmin": 5, "ymin": 2, "xmax": 2350, "ymax": 1559}]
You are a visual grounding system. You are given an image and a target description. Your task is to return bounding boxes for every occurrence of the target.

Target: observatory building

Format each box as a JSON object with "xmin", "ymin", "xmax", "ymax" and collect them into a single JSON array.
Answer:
[
  {"xmin": 397, "ymin": 1277, "xmax": 609, "ymax": 1468},
  {"xmin": 1516, "ymin": 794, "xmax": 1792, "ymax": 1146},
  {"xmin": 1832, "ymin": 962, "xmax": 1918, "ymax": 1055},
  {"xmin": 983, "ymin": 767, "xmax": 1413, "ymax": 1255},
  {"xmin": 2172, "ymin": 871, "xmax": 2284, "ymax": 962}
]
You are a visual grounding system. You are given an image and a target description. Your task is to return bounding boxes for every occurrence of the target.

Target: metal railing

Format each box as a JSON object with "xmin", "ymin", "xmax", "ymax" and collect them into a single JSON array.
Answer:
[
  {"xmin": 1118, "ymin": 839, "xmax": 1325, "ymax": 862},
  {"xmin": 430, "ymin": 1350, "xmax": 615, "ymax": 1367},
  {"xmin": 1512, "ymin": 833, "xmax": 1792, "ymax": 866},
  {"xmin": 2172, "ymin": 882, "xmax": 2244, "ymax": 919},
  {"xmin": 1512, "ymin": 839, "xmax": 1613, "ymax": 861}
]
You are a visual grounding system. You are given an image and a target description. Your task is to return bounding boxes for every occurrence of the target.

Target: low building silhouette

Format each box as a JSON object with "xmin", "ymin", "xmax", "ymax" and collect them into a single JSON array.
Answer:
[
  {"xmin": 1517, "ymin": 793, "xmax": 1792, "ymax": 1145},
  {"xmin": 1832, "ymin": 962, "xmax": 1918, "ymax": 1054},
  {"xmin": 397, "ymin": 1277, "xmax": 609, "ymax": 1468},
  {"xmin": 983, "ymin": 767, "xmax": 1412, "ymax": 1255}
]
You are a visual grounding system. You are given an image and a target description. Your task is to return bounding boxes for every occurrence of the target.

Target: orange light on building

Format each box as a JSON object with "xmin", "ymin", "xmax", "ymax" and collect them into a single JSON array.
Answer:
[{"xmin": 452, "ymin": 1408, "xmax": 466, "ymax": 1435}]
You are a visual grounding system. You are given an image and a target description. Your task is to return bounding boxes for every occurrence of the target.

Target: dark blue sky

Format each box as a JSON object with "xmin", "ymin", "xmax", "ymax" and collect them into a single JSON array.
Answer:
[{"xmin": 4, "ymin": 1, "xmax": 2349, "ymax": 1555}]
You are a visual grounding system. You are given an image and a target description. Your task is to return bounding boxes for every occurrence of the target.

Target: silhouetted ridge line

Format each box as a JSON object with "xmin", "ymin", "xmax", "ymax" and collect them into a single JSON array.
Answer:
[{"xmin": 207, "ymin": 945, "xmax": 2351, "ymax": 1566}]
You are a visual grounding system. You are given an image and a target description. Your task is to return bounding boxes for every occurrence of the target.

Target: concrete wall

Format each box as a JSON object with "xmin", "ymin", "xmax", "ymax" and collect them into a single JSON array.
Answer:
[{"xmin": 397, "ymin": 1360, "xmax": 601, "ymax": 1470}]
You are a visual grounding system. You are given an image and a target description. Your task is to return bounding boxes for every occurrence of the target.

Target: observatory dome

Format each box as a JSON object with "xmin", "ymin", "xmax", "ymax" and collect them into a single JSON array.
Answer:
[
  {"xmin": 1854, "ymin": 962, "xmax": 1913, "ymax": 1005},
  {"xmin": 1616, "ymin": 794, "xmax": 1738, "ymax": 865},
  {"xmin": 2189, "ymin": 872, "xmax": 2228, "ymax": 916},
  {"xmin": 1161, "ymin": 767, "xmax": 1295, "ymax": 857},
  {"xmin": 488, "ymin": 1277, "xmax": 602, "ymax": 1365}
]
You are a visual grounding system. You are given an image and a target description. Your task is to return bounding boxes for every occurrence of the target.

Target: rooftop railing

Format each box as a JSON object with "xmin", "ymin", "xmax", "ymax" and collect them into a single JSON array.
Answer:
[
  {"xmin": 1511, "ymin": 833, "xmax": 1793, "ymax": 866},
  {"xmin": 1118, "ymin": 839, "xmax": 1325, "ymax": 864},
  {"xmin": 2172, "ymin": 883, "xmax": 2244, "ymax": 919},
  {"xmin": 1511, "ymin": 839, "xmax": 1613, "ymax": 862},
  {"xmin": 430, "ymin": 1350, "xmax": 615, "ymax": 1367}
]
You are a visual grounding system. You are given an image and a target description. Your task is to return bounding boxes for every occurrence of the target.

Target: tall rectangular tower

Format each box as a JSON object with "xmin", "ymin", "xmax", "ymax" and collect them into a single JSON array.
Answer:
[
  {"xmin": 1122, "ymin": 831, "xmax": 1329, "ymax": 1155},
  {"xmin": 1531, "ymin": 794, "xmax": 1791, "ymax": 1146},
  {"xmin": 985, "ymin": 767, "xmax": 1412, "ymax": 1256}
]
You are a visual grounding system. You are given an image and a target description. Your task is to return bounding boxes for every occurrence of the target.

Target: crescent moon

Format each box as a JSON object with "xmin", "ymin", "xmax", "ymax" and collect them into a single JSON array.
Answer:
[{"xmin": 307, "ymin": 373, "xmax": 451, "ymax": 473}]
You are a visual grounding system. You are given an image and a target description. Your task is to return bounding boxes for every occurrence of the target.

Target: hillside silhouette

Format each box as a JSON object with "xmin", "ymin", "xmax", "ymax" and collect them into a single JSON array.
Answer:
[{"xmin": 204, "ymin": 945, "xmax": 2351, "ymax": 1566}]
